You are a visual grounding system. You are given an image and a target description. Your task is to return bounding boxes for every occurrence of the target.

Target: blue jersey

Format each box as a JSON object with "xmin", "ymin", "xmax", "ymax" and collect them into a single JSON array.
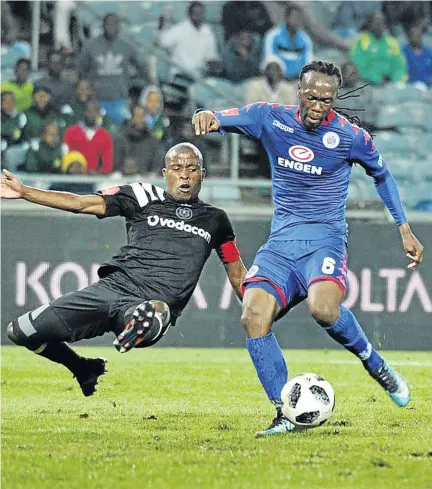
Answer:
[{"xmin": 214, "ymin": 103, "xmax": 406, "ymax": 241}]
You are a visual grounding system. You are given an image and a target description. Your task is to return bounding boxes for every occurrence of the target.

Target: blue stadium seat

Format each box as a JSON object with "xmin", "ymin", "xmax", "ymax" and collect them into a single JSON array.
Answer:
[
  {"xmin": 156, "ymin": 56, "xmax": 173, "ymax": 83},
  {"xmin": 127, "ymin": 24, "xmax": 155, "ymax": 50},
  {"xmin": 303, "ymin": 2, "xmax": 339, "ymax": 29},
  {"xmin": 380, "ymin": 84, "xmax": 431, "ymax": 105},
  {"xmin": 202, "ymin": 1, "xmax": 223, "ymax": 24},
  {"xmin": 2, "ymin": 144, "xmax": 29, "ymax": 172},
  {"xmin": 1, "ymin": 45, "xmax": 21, "ymax": 70},
  {"xmin": 314, "ymin": 48, "xmax": 347, "ymax": 66},
  {"xmin": 133, "ymin": 2, "xmax": 168, "ymax": 23},
  {"xmin": 191, "ymin": 78, "xmax": 244, "ymax": 110},
  {"xmin": 376, "ymin": 103, "xmax": 427, "ymax": 130},
  {"xmin": 373, "ymin": 132, "xmax": 412, "ymax": 158}
]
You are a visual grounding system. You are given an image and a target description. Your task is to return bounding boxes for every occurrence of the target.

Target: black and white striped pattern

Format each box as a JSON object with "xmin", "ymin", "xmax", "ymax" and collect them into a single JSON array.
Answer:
[{"xmin": 130, "ymin": 183, "xmax": 166, "ymax": 208}]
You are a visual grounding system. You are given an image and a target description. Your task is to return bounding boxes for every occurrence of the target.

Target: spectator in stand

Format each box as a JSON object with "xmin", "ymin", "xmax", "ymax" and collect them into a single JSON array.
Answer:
[
  {"xmin": 23, "ymin": 120, "xmax": 64, "ymax": 173},
  {"xmin": 37, "ymin": 50, "xmax": 74, "ymax": 108},
  {"xmin": 220, "ymin": 30, "xmax": 261, "ymax": 83},
  {"xmin": 262, "ymin": 3, "xmax": 313, "ymax": 80},
  {"xmin": 402, "ymin": 25, "xmax": 432, "ymax": 90},
  {"xmin": 53, "ymin": 0, "xmax": 77, "ymax": 52},
  {"xmin": 383, "ymin": 2, "xmax": 431, "ymax": 37},
  {"xmin": 221, "ymin": 1, "xmax": 273, "ymax": 42},
  {"xmin": 48, "ymin": 151, "xmax": 93, "ymax": 194},
  {"xmin": 63, "ymin": 100, "xmax": 113, "ymax": 175},
  {"xmin": 61, "ymin": 151, "xmax": 87, "ymax": 174},
  {"xmin": 23, "ymin": 87, "xmax": 66, "ymax": 141},
  {"xmin": 1, "ymin": 58, "xmax": 33, "ymax": 112},
  {"xmin": 61, "ymin": 79, "xmax": 93, "ymax": 127},
  {"xmin": 244, "ymin": 56, "xmax": 297, "ymax": 105},
  {"xmin": 1, "ymin": 1, "xmax": 32, "ymax": 57},
  {"xmin": 61, "ymin": 79, "xmax": 117, "ymax": 133},
  {"xmin": 78, "ymin": 13, "xmax": 150, "ymax": 125},
  {"xmin": 114, "ymin": 105, "xmax": 164, "ymax": 176},
  {"xmin": 350, "ymin": 11, "xmax": 407, "ymax": 85},
  {"xmin": 139, "ymin": 86, "xmax": 169, "ymax": 141},
  {"xmin": 1, "ymin": 91, "xmax": 27, "ymax": 151},
  {"xmin": 155, "ymin": 1, "xmax": 219, "ymax": 80},
  {"xmin": 331, "ymin": 1, "xmax": 382, "ymax": 39}
]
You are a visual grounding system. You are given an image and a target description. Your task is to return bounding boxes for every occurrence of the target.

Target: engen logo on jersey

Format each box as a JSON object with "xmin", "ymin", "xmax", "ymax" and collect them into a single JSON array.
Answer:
[
  {"xmin": 147, "ymin": 215, "xmax": 211, "ymax": 243},
  {"xmin": 277, "ymin": 145, "xmax": 322, "ymax": 175},
  {"xmin": 289, "ymin": 145, "xmax": 315, "ymax": 162}
]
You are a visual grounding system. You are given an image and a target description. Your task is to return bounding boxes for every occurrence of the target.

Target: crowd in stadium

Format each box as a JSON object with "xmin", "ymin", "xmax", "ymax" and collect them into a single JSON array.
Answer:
[{"xmin": 1, "ymin": 1, "xmax": 431, "ymax": 182}]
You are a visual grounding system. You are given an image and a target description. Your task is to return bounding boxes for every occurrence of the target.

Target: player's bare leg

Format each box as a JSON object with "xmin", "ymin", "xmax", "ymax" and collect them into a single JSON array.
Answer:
[
  {"xmin": 241, "ymin": 286, "xmax": 296, "ymax": 437},
  {"xmin": 308, "ymin": 281, "xmax": 410, "ymax": 407},
  {"xmin": 114, "ymin": 300, "xmax": 171, "ymax": 353}
]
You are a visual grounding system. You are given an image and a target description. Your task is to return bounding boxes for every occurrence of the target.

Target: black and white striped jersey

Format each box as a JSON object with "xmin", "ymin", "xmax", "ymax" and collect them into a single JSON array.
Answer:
[{"xmin": 95, "ymin": 183, "xmax": 239, "ymax": 318}]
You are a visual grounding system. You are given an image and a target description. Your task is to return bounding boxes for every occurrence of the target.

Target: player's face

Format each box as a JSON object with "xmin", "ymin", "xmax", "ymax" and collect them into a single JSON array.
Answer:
[
  {"xmin": 163, "ymin": 150, "xmax": 204, "ymax": 201},
  {"xmin": 298, "ymin": 72, "xmax": 338, "ymax": 130}
]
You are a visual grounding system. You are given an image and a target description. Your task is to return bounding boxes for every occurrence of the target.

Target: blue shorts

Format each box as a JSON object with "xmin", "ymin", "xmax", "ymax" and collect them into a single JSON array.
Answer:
[{"xmin": 242, "ymin": 237, "xmax": 348, "ymax": 310}]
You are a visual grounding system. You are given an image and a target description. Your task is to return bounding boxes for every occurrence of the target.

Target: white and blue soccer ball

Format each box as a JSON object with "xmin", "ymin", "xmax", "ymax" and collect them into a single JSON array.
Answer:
[{"xmin": 281, "ymin": 373, "xmax": 335, "ymax": 428}]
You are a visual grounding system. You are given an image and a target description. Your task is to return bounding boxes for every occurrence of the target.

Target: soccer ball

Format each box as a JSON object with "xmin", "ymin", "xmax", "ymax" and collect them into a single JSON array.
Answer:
[{"xmin": 281, "ymin": 373, "xmax": 335, "ymax": 428}]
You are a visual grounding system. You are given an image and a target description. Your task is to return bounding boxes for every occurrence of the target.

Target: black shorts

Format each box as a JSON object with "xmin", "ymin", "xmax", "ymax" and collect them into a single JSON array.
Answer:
[{"xmin": 13, "ymin": 271, "xmax": 170, "ymax": 344}]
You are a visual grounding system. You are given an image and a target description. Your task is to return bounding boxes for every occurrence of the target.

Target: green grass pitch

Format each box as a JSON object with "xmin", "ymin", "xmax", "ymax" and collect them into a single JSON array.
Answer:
[{"xmin": 2, "ymin": 347, "xmax": 432, "ymax": 489}]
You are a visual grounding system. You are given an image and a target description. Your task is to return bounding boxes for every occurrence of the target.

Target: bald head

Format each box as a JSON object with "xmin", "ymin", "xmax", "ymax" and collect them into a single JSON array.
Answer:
[
  {"xmin": 164, "ymin": 143, "xmax": 203, "ymax": 167},
  {"xmin": 163, "ymin": 142, "xmax": 205, "ymax": 201}
]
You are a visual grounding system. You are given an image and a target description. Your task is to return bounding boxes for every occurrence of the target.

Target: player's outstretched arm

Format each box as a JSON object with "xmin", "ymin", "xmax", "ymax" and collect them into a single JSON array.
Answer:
[
  {"xmin": 0, "ymin": 169, "xmax": 106, "ymax": 216},
  {"xmin": 224, "ymin": 257, "xmax": 248, "ymax": 301}
]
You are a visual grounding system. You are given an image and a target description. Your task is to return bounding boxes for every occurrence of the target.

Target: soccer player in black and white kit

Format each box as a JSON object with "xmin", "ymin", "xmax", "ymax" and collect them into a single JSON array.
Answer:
[{"xmin": 1, "ymin": 143, "xmax": 247, "ymax": 396}]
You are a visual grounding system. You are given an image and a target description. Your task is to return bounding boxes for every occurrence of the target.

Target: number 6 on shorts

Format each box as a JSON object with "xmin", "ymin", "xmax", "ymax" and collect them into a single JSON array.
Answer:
[{"xmin": 321, "ymin": 257, "xmax": 336, "ymax": 274}]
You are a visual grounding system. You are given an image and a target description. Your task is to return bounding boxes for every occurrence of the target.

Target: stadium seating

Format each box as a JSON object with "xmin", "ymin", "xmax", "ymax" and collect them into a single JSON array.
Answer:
[
  {"xmin": 378, "ymin": 84, "xmax": 431, "ymax": 106},
  {"xmin": 314, "ymin": 47, "xmax": 348, "ymax": 66},
  {"xmin": 2, "ymin": 144, "xmax": 29, "ymax": 172},
  {"xmin": 191, "ymin": 78, "xmax": 244, "ymax": 109},
  {"xmin": 376, "ymin": 103, "xmax": 428, "ymax": 131}
]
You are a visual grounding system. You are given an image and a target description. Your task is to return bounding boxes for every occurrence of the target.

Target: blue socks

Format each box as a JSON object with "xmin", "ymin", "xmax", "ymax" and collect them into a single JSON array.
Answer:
[
  {"xmin": 245, "ymin": 308, "xmax": 383, "ymax": 405},
  {"xmin": 324, "ymin": 306, "xmax": 384, "ymax": 373},
  {"xmin": 246, "ymin": 332, "xmax": 287, "ymax": 403}
]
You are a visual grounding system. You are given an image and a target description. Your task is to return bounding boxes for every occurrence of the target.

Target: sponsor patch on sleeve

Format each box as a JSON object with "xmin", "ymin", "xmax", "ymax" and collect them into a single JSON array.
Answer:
[
  {"xmin": 220, "ymin": 108, "xmax": 239, "ymax": 116},
  {"xmin": 100, "ymin": 186, "xmax": 120, "ymax": 196}
]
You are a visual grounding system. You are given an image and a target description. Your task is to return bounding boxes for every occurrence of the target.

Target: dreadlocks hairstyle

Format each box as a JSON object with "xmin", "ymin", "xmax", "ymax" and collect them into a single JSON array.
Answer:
[{"xmin": 299, "ymin": 60, "xmax": 374, "ymax": 136}]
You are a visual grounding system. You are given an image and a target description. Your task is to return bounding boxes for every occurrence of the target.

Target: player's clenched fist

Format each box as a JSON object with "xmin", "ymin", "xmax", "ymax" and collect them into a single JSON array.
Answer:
[
  {"xmin": 192, "ymin": 111, "xmax": 220, "ymax": 135},
  {"xmin": 0, "ymin": 169, "xmax": 24, "ymax": 199}
]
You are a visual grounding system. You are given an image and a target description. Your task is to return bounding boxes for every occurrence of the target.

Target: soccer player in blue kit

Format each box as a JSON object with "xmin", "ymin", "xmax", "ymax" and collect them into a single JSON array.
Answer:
[{"xmin": 192, "ymin": 61, "xmax": 424, "ymax": 437}]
